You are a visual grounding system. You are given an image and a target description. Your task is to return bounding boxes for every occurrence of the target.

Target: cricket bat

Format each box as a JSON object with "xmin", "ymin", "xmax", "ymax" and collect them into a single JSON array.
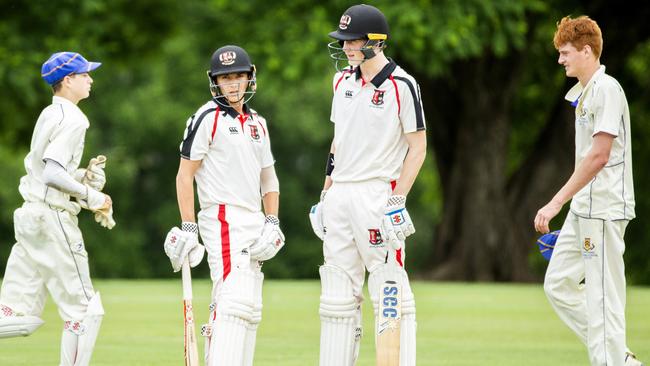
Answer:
[
  {"xmin": 376, "ymin": 280, "xmax": 401, "ymax": 366},
  {"xmin": 182, "ymin": 258, "xmax": 200, "ymax": 366}
]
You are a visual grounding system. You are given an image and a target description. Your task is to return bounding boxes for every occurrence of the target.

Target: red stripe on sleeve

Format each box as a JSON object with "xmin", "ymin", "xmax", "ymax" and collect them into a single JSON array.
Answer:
[{"xmin": 218, "ymin": 204, "xmax": 231, "ymax": 280}]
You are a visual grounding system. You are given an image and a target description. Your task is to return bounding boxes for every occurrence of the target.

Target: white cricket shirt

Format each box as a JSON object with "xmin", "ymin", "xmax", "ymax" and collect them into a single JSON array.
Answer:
[
  {"xmin": 565, "ymin": 65, "xmax": 635, "ymax": 220},
  {"xmin": 18, "ymin": 96, "xmax": 88, "ymax": 214},
  {"xmin": 329, "ymin": 60, "xmax": 425, "ymax": 183},
  {"xmin": 180, "ymin": 100, "xmax": 275, "ymax": 212}
]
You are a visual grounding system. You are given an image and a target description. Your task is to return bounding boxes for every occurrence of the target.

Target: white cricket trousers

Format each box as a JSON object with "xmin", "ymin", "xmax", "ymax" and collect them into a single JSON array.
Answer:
[
  {"xmin": 323, "ymin": 179, "xmax": 407, "ymax": 297},
  {"xmin": 197, "ymin": 204, "xmax": 264, "ymax": 301},
  {"xmin": 1, "ymin": 202, "xmax": 95, "ymax": 322},
  {"xmin": 544, "ymin": 212, "xmax": 628, "ymax": 366}
]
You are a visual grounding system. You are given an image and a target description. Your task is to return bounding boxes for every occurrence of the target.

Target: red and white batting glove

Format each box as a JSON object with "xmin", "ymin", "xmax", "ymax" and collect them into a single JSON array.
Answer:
[
  {"xmin": 381, "ymin": 195, "xmax": 415, "ymax": 250},
  {"xmin": 163, "ymin": 223, "xmax": 205, "ymax": 272},
  {"xmin": 250, "ymin": 215, "xmax": 285, "ymax": 261}
]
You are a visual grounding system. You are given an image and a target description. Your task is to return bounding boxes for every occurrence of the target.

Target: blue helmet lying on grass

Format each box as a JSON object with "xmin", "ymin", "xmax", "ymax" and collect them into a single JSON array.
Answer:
[{"xmin": 537, "ymin": 230, "xmax": 560, "ymax": 261}]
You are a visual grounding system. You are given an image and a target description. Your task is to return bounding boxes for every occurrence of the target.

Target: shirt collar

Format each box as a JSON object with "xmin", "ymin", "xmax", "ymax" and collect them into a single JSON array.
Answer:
[
  {"xmin": 565, "ymin": 65, "xmax": 606, "ymax": 104},
  {"xmin": 355, "ymin": 59, "xmax": 397, "ymax": 87},
  {"xmin": 52, "ymin": 95, "xmax": 79, "ymax": 108},
  {"xmin": 215, "ymin": 98, "xmax": 251, "ymax": 119}
]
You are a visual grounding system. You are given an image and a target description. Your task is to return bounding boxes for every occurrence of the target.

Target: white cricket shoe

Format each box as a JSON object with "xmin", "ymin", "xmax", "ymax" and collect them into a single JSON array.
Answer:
[{"xmin": 626, "ymin": 352, "xmax": 645, "ymax": 366}]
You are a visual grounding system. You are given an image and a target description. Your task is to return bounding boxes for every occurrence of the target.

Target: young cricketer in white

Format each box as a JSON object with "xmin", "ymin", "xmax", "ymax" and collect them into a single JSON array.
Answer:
[
  {"xmin": 165, "ymin": 45, "xmax": 284, "ymax": 366},
  {"xmin": 310, "ymin": 4, "xmax": 427, "ymax": 366},
  {"xmin": 535, "ymin": 16, "xmax": 643, "ymax": 366},
  {"xmin": 0, "ymin": 51, "xmax": 115, "ymax": 366}
]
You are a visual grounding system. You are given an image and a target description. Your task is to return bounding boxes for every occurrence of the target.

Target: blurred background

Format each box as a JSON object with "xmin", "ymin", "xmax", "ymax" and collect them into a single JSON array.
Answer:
[{"xmin": 1, "ymin": 0, "xmax": 649, "ymax": 283}]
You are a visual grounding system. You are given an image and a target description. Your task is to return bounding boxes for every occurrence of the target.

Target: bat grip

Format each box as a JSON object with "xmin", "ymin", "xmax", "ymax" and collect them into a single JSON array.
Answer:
[{"xmin": 181, "ymin": 258, "xmax": 193, "ymax": 300}]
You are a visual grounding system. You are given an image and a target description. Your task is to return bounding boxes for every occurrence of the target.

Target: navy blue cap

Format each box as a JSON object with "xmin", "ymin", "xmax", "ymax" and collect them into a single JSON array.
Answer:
[{"xmin": 41, "ymin": 52, "xmax": 101, "ymax": 86}]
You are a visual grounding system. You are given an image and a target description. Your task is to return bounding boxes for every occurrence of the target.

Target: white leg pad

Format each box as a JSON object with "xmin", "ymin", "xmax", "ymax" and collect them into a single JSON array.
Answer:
[
  {"xmin": 319, "ymin": 264, "xmax": 362, "ymax": 366},
  {"xmin": 60, "ymin": 292, "xmax": 105, "ymax": 366},
  {"xmin": 0, "ymin": 310, "xmax": 44, "ymax": 339},
  {"xmin": 368, "ymin": 264, "xmax": 416, "ymax": 366},
  {"xmin": 207, "ymin": 269, "xmax": 256, "ymax": 366},
  {"xmin": 242, "ymin": 270, "xmax": 264, "ymax": 366}
]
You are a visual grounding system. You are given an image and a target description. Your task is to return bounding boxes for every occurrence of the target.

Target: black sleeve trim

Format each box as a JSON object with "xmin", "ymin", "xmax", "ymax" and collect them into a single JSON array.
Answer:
[
  {"xmin": 392, "ymin": 76, "xmax": 425, "ymax": 130},
  {"xmin": 180, "ymin": 108, "xmax": 217, "ymax": 158}
]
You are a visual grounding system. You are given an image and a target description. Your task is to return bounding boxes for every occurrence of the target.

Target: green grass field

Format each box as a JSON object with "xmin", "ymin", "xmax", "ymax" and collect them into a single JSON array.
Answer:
[{"xmin": 1, "ymin": 280, "xmax": 648, "ymax": 365}]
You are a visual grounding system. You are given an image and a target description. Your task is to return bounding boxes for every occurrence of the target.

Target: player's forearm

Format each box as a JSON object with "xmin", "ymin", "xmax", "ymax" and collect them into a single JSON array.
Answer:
[
  {"xmin": 176, "ymin": 173, "xmax": 196, "ymax": 223},
  {"xmin": 322, "ymin": 176, "xmax": 333, "ymax": 191},
  {"xmin": 262, "ymin": 191, "xmax": 279, "ymax": 217},
  {"xmin": 551, "ymin": 151, "xmax": 609, "ymax": 206},
  {"xmin": 323, "ymin": 142, "xmax": 335, "ymax": 191},
  {"xmin": 393, "ymin": 132, "xmax": 427, "ymax": 196},
  {"xmin": 42, "ymin": 159, "xmax": 87, "ymax": 198}
]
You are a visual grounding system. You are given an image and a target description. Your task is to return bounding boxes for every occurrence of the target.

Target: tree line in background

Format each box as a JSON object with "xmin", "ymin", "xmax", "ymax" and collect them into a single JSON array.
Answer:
[{"xmin": 1, "ymin": 0, "xmax": 649, "ymax": 283}]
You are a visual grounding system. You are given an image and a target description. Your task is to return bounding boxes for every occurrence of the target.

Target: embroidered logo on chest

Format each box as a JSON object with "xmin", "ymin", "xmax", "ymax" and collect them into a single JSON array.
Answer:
[
  {"xmin": 229, "ymin": 127, "xmax": 239, "ymax": 134},
  {"xmin": 249, "ymin": 125, "xmax": 261, "ymax": 141},
  {"xmin": 345, "ymin": 90, "xmax": 354, "ymax": 98},
  {"xmin": 371, "ymin": 89, "xmax": 385, "ymax": 106}
]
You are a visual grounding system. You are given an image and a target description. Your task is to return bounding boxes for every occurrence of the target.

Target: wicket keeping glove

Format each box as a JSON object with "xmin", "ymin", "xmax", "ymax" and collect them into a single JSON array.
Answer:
[
  {"xmin": 309, "ymin": 190, "xmax": 327, "ymax": 241},
  {"xmin": 82, "ymin": 155, "xmax": 107, "ymax": 192},
  {"xmin": 381, "ymin": 195, "xmax": 415, "ymax": 250},
  {"xmin": 250, "ymin": 215, "xmax": 285, "ymax": 261},
  {"xmin": 164, "ymin": 223, "xmax": 205, "ymax": 272}
]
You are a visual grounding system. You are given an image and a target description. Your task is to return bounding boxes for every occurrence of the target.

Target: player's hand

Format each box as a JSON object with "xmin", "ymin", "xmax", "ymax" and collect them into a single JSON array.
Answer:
[
  {"xmin": 309, "ymin": 190, "xmax": 327, "ymax": 241},
  {"xmin": 82, "ymin": 155, "xmax": 107, "ymax": 191},
  {"xmin": 250, "ymin": 215, "xmax": 285, "ymax": 261},
  {"xmin": 534, "ymin": 200, "xmax": 563, "ymax": 234},
  {"xmin": 164, "ymin": 223, "xmax": 204, "ymax": 272},
  {"xmin": 381, "ymin": 195, "xmax": 415, "ymax": 250},
  {"xmin": 78, "ymin": 186, "xmax": 108, "ymax": 211}
]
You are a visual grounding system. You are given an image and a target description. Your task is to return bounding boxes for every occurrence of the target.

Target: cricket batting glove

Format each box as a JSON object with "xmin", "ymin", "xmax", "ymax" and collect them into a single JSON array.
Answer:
[
  {"xmin": 82, "ymin": 155, "xmax": 107, "ymax": 191},
  {"xmin": 250, "ymin": 215, "xmax": 285, "ymax": 261},
  {"xmin": 164, "ymin": 223, "xmax": 205, "ymax": 272},
  {"xmin": 381, "ymin": 195, "xmax": 415, "ymax": 250},
  {"xmin": 309, "ymin": 190, "xmax": 327, "ymax": 241}
]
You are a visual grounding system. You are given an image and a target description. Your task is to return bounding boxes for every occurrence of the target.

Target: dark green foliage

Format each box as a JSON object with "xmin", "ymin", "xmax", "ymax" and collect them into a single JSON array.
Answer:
[{"xmin": 1, "ymin": 0, "xmax": 648, "ymax": 283}]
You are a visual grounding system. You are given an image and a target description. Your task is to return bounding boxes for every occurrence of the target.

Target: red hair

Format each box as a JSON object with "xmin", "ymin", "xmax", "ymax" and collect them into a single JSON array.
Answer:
[{"xmin": 553, "ymin": 16, "xmax": 603, "ymax": 58}]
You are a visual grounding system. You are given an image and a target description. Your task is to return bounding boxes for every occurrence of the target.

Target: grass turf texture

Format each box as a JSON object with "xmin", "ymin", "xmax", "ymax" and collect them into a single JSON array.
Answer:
[{"xmin": 1, "ymin": 280, "xmax": 648, "ymax": 365}]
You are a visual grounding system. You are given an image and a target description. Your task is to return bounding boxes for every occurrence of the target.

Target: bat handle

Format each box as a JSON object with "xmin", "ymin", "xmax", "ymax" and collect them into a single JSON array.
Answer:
[{"xmin": 181, "ymin": 258, "xmax": 193, "ymax": 300}]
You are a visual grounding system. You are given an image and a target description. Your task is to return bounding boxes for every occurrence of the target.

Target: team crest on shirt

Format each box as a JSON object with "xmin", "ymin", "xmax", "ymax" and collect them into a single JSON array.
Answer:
[
  {"xmin": 339, "ymin": 14, "xmax": 352, "ymax": 30},
  {"xmin": 219, "ymin": 51, "xmax": 237, "ymax": 66},
  {"xmin": 371, "ymin": 89, "xmax": 385, "ymax": 106},
  {"xmin": 368, "ymin": 229, "xmax": 384, "ymax": 246},
  {"xmin": 582, "ymin": 237, "xmax": 597, "ymax": 259},
  {"xmin": 249, "ymin": 125, "xmax": 261, "ymax": 140}
]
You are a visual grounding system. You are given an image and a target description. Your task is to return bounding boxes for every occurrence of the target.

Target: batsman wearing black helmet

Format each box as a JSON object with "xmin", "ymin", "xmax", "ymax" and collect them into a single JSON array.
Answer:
[
  {"xmin": 309, "ymin": 4, "xmax": 426, "ymax": 366},
  {"xmin": 166, "ymin": 45, "xmax": 284, "ymax": 366}
]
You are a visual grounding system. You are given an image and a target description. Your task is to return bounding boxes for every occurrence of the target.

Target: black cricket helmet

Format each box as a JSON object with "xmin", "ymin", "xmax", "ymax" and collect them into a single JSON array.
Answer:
[
  {"xmin": 328, "ymin": 4, "xmax": 389, "ymax": 68},
  {"xmin": 207, "ymin": 45, "xmax": 257, "ymax": 106}
]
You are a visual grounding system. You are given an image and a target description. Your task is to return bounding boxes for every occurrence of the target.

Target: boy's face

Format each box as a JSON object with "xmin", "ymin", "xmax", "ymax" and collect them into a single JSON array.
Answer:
[
  {"xmin": 216, "ymin": 72, "xmax": 250, "ymax": 104},
  {"xmin": 342, "ymin": 39, "xmax": 369, "ymax": 66},
  {"xmin": 557, "ymin": 42, "xmax": 591, "ymax": 78},
  {"xmin": 65, "ymin": 72, "xmax": 93, "ymax": 100}
]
